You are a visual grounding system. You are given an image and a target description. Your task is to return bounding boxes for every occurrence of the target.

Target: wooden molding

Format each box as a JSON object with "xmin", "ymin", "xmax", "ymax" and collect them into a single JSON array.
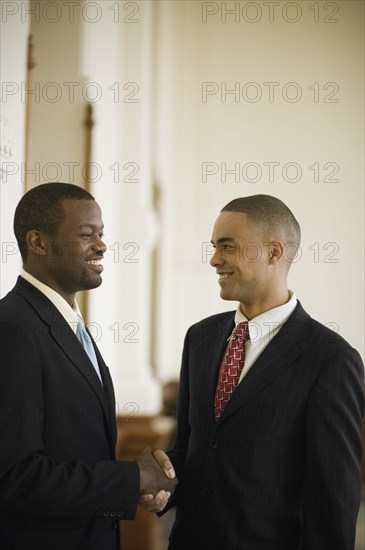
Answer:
[{"xmin": 24, "ymin": 34, "xmax": 36, "ymax": 193}]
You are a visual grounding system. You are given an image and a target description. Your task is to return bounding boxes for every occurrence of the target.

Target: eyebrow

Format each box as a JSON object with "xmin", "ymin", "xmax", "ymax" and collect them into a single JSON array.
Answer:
[
  {"xmin": 78, "ymin": 224, "xmax": 104, "ymax": 229},
  {"xmin": 211, "ymin": 237, "xmax": 236, "ymax": 245}
]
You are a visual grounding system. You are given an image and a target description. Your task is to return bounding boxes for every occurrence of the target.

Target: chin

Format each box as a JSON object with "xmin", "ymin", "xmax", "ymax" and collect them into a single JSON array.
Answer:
[
  {"xmin": 220, "ymin": 289, "xmax": 234, "ymax": 301},
  {"xmin": 80, "ymin": 276, "xmax": 103, "ymax": 290}
]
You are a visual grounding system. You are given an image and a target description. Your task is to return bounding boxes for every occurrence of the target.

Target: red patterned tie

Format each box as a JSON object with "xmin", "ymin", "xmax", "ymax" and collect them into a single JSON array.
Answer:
[{"xmin": 214, "ymin": 321, "xmax": 250, "ymax": 420}]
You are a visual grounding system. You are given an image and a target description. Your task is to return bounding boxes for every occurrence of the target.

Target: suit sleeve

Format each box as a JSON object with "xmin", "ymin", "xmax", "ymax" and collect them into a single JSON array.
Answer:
[
  {"xmin": 0, "ymin": 319, "xmax": 140, "ymax": 519},
  {"xmin": 159, "ymin": 328, "xmax": 192, "ymax": 513},
  {"xmin": 303, "ymin": 344, "xmax": 364, "ymax": 549}
]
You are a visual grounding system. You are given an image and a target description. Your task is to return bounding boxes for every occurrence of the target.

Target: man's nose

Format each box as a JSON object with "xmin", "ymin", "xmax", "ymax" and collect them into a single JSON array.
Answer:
[
  {"xmin": 93, "ymin": 236, "xmax": 107, "ymax": 254},
  {"xmin": 210, "ymin": 248, "xmax": 224, "ymax": 267}
]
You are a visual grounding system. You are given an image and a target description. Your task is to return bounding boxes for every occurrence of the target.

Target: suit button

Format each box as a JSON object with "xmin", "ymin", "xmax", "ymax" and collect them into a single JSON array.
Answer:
[
  {"xmin": 96, "ymin": 510, "xmax": 103, "ymax": 518},
  {"xmin": 200, "ymin": 487, "xmax": 211, "ymax": 497},
  {"xmin": 117, "ymin": 511, "xmax": 125, "ymax": 519},
  {"xmin": 210, "ymin": 439, "xmax": 219, "ymax": 448},
  {"xmin": 110, "ymin": 511, "xmax": 117, "ymax": 518},
  {"xmin": 103, "ymin": 511, "xmax": 110, "ymax": 517}
]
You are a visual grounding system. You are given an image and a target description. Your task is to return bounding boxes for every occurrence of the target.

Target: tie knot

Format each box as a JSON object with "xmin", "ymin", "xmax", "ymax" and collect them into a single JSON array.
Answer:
[
  {"xmin": 76, "ymin": 315, "xmax": 88, "ymax": 340},
  {"xmin": 233, "ymin": 321, "xmax": 250, "ymax": 342}
]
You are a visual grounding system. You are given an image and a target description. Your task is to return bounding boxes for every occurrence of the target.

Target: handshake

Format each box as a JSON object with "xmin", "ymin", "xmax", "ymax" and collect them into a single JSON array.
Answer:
[{"xmin": 137, "ymin": 447, "xmax": 178, "ymax": 513}]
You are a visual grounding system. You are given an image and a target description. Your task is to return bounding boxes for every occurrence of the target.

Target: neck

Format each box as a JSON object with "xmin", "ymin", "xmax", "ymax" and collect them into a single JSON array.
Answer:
[
  {"xmin": 23, "ymin": 264, "xmax": 76, "ymax": 307},
  {"xmin": 240, "ymin": 287, "xmax": 290, "ymax": 320}
]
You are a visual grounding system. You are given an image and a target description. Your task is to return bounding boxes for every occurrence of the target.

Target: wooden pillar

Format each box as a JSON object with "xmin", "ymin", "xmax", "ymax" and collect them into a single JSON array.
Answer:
[
  {"xmin": 81, "ymin": 102, "xmax": 95, "ymax": 323},
  {"xmin": 83, "ymin": 103, "xmax": 94, "ymax": 194},
  {"xmin": 24, "ymin": 34, "xmax": 36, "ymax": 193}
]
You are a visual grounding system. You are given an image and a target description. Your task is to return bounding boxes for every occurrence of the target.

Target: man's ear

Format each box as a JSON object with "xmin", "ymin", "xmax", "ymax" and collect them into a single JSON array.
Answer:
[
  {"xmin": 26, "ymin": 230, "xmax": 48, "ymax": 257},
  {"xmin": 268, "ymin": 241, "xmax": 285, "ymax": 264}
]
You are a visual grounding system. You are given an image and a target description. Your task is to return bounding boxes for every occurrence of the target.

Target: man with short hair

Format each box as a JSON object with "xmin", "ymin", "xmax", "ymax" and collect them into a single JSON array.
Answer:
[
  {"xmin": 142, "ymin": 195, "xmax": 364, "ymax": 550},
  {"xmin": 0, "ymin": 182, "xmax": 177, "ymax": 550}
]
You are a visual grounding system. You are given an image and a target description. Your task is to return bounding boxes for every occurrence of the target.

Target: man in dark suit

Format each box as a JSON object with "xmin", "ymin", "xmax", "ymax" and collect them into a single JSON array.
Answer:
[
  {"xmin": 0, "ymin": 182, "xmax": 177, "ymax": 550},
  {"xmin": 141, "ymin": 195, "xmax": 364, "ymax": 550}
]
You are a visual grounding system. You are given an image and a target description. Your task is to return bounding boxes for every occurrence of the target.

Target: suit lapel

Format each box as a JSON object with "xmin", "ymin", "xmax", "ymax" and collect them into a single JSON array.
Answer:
[
  {"xmin": 92, "ymin": 341, "xmax": 118, "ymax": 450},
  {"xmin": 203, "ymin": 313, "xmax": 235, "ymax": 422},
  {"xmin": 198, "ymin": 311, "xmax": 235, "ymax": 427},
  {"xmin": 14, "ymin": 277, "xmax": 114, "ymax": 445},
  {"xmin": 215, "ymin": 303, "xmax": 311, "ymax": 425}
]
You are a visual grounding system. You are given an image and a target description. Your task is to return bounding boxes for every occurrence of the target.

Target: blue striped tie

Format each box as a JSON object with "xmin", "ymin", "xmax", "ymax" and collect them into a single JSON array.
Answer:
[{"xmin": 76, "ymin": 316, "xmax": 103, "ymax": 384}]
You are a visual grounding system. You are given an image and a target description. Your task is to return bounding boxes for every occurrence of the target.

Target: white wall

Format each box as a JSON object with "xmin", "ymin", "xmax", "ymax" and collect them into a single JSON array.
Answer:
[
  {"xmin": 154, "ymin": 0, "xmax": 364, "ymax": 378},
  {"xmin": 0, "ymin": 1, "xmax": 29, "ymax": 295}
]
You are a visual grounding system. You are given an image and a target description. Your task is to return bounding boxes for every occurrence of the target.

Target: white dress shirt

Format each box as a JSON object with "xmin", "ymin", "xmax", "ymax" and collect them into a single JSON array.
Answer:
[
  {"xmin": 233, "ymin": 291, "xmax": 297, "ymax": 383},
  {"xmin": 20, "ymin": 268, "xmax": 82, "ymax": 334}
]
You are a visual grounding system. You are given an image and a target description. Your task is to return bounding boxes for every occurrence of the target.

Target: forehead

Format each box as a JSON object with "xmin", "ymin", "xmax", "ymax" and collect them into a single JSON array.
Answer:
[
  {"xmin": 211, "ymin": 211, "xmax": 251, "ymax": 240},
  {"xmin": 59, "ymin": 199, "xmax": 103, "ymax": 227}
]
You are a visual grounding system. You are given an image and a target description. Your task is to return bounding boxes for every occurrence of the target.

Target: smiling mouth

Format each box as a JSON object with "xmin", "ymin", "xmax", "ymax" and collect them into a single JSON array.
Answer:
[
  {"xmin": 218, "ymin": 273, "xmax": 232, "ymax": 281},
  {"xmin": 85, "ymin": 259, "xmax": 104, "ymax": 272}
]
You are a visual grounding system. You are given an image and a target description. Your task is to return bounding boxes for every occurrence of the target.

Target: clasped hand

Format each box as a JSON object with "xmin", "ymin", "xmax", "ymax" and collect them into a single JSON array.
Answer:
[{"xmin": 137, "ymin": 447, "xmax": 178, "ymax": 513}]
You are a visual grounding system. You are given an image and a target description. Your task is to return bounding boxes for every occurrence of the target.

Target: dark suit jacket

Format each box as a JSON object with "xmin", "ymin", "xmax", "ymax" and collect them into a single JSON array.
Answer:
[
  {"xmin": 0, "ymin": 277, "xmax": 139, "ymax": 550},
  {"xmin": 166, "ymin": 303, "xmax": 364, "ymax": 550}
]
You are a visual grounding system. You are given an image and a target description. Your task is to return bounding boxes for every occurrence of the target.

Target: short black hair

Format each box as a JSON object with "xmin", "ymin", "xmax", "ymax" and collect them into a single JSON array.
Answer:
[
  {"xmin": 14, "ymin": 182, "xmax": 94, "ymax": 262},
  {"xmin": 221, "ymin": 195, "xmax": 301, "ymax": 261}
]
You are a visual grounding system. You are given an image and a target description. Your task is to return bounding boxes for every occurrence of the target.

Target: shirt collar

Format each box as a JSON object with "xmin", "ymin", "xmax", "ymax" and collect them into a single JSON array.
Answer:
[
  {"xmin": 21, "ymin": 268, "xmax": 82, "ymax": 333},
  {"xmin": 234, "ymin": 291, "xmax": 297, "ymax": 344}
]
